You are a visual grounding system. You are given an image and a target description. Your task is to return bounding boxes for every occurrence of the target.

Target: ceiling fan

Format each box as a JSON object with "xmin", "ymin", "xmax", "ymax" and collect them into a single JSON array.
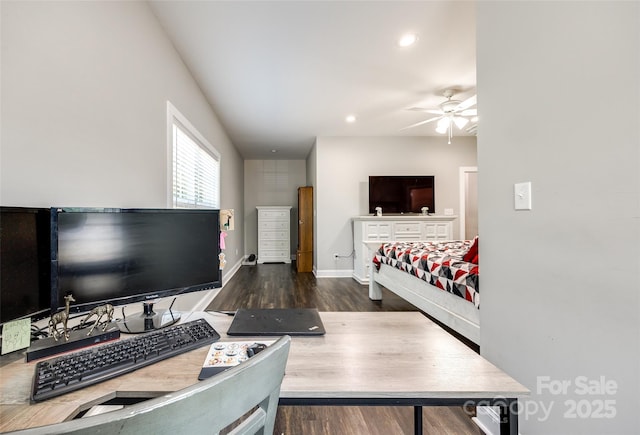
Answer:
[{"xmin": 402, "ymin": 89, "xmax": 477, "ymax": 144}]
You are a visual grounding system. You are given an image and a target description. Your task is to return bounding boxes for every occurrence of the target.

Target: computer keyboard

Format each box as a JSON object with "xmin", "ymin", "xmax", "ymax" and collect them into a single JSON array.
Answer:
[{"xmin": 31, "ymin": 318, "xmax": 220, "ymax": 402}]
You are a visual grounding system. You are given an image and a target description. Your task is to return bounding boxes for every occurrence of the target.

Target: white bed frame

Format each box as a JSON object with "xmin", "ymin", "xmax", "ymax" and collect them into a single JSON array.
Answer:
[{"xmin": 369, "ymin": 260, "xmax": 480, "ymax": 344}]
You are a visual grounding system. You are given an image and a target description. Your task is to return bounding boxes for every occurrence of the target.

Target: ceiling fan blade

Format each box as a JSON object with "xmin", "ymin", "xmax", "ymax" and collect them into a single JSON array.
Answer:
[
  {"xmin": 455, "ymin": 94, "xmax": 477, "ymax": 111},
  {"xmin": 407, "ymin": 107, "xmax": 444, "ymax": 115},
  {"xmin": 460, "ymin": 108, "xmax": 477, "ymax": 116},
  {"xmin": 400, "ymin": 116, "xmax": 442, "ymax": 131}
]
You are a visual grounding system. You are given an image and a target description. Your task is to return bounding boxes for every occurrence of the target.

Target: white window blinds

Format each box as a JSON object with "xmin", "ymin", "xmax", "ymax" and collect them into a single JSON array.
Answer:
[{"xmin": 170, "ymin": 113, "xmax": 220, "ymax": 209}]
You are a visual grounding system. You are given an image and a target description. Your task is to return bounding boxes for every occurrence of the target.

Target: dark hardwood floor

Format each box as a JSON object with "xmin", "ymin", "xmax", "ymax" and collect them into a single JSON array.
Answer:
[
  {"xmin": 207, "ymin": 263, "xmax": 482, "ymax": 435},
  {"xmin": 207, "ymin": 262, "xmax": 418, "ymax": 312}
]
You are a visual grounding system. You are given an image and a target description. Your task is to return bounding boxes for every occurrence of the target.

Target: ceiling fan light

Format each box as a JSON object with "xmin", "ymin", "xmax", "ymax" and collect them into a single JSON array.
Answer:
[
  {"xmin": 435, "ymin": 118, "xmax": 449, "ymax": 134},
  {"xmin": 453, "ymin": 117, "xmax": 469, "ymax": 130},
  {"xmin": 436, "ymin": 117, "xmax": 450, "ymax": 130},
  {"xmin": 435, "ymin": 126, "xmax": 448, "ymax": 134}
]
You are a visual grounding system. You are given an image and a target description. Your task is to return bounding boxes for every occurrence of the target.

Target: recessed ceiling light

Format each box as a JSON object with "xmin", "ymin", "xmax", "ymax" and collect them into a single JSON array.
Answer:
[
  {"xmin": 271, "ymin": 149, "xmax": 277, "ymax": 153},
  {"xmin": 345, "ymin": 115, "xmax": 357, "ymax": 123},
  {"xmin": 398, "ymin": 33, "xmax": 418, "ymax": 47}
]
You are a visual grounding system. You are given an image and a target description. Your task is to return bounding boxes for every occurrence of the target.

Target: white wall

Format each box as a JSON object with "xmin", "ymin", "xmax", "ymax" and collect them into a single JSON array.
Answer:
[
  {"xmin": 243, "ymin": 159, "xmax": 307, "ymax": 259},
  {"xmin": 1, "ymin": 0, "xmax": 245, "ymax": 288},
  {"xmin": 477, "ymin": 1, "xmax": 639, "ymax": 433},
  {"xmin": 314, "ymin": 136, "xmax": 477, "ymax": 276}
]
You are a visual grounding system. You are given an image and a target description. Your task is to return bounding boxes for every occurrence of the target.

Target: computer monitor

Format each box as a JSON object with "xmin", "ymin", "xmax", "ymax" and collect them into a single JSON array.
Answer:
[
  {"xmin": 50, "ymin": 208, "xmax": 221, "ymax": 333},
  {"xmin": 0, "ymin": 206, "xmax": 52, "ymax": 325}
]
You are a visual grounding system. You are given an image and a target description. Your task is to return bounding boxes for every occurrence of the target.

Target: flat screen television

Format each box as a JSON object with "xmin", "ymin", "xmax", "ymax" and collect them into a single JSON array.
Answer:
[
  {"xmin": 0, "ymin": 206, "xmax": 52, "ymax": 326},
  {"xmin": 50, "ymin": 208, "xmax": 221, "ymax": 333},
  {"xmin": 368, "ymin": 176, "xmax": 435, "ymax": 214}
]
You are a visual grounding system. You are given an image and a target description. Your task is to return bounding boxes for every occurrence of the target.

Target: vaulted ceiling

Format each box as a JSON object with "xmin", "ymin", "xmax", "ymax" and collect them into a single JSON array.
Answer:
[{"xmin": 149, "ymin": 1, "xmax": 476, "ymax": 159}]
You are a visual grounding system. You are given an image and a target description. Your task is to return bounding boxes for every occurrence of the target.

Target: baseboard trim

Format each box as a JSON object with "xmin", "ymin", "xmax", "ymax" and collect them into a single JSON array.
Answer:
[{"xmin": 315, "ymin": 269, "xmax": 354, "ymax": 278}]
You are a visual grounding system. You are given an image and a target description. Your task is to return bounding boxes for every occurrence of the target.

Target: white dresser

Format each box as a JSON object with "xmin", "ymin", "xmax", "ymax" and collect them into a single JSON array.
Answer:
[
  {"xmin": 257, "ymin": 206, "xmax": 292, "ymax": 264},
  {"xmin": 352, "ymin": 215, "xmax": 457, "ymax": 283}
]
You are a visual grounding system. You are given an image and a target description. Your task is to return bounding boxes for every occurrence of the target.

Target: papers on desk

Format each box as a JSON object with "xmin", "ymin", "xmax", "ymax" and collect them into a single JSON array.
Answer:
[
  {"xmin": 198, "ymin": 340, "xmax": 275, "ymax": 380},
  {"xmin": 1, "ymin": 318, "xmax": 31, "ymax": 355}
]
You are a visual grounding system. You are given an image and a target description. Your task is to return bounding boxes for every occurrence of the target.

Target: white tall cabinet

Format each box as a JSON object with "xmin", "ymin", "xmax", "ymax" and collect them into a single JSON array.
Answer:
[
  {"xmin": 257, "ymin": 206, "xmax": 292, "ymax": 264},
  {"xmin": 352, "ymin": 215, "xmax": 457, "ymax": 283}
]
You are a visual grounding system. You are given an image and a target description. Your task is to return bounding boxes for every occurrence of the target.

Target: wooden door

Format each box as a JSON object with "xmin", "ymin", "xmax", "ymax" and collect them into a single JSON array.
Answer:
[{"xmin": 296, "ymin": 186, "xmax": 313, "ymax": 272}]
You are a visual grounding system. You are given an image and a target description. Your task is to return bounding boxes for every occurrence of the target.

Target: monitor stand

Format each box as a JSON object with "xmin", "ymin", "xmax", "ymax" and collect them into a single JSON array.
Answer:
[{"xmin": 116, "ymin": 301, "xmax": 181, "ymax": 334}]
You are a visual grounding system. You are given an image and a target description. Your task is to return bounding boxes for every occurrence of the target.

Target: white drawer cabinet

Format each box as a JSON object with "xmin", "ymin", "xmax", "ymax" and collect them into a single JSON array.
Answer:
[
  {"xmin": 392, "ymin": 221, "xmax": 422, "ymax": 240},
  {"xmin": 352, "ymin": 215, "xmax": 456, "ymax": 283},
  {"xmin": 364, "ymin": 222, "xmax": 392, "ymax": 240},
  {"xmin": 257, "ymin": 206, "xmax": 291, "ymax": 264},
  {"xmin": 423, "ymin": 222, "xmax": 452, "ymax": 240}
]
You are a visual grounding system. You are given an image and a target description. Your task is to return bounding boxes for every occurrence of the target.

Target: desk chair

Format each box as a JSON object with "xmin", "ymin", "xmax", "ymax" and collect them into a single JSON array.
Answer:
[{"xmin": 11, "ymin": 335, "xmax": 291, "ymax": 435}]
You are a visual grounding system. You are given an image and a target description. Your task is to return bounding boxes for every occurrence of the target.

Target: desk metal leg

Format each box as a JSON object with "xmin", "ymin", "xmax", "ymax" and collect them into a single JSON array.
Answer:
[
  {"xmin": 414, "ymin": 405, "xmax": 423, "ymax": 435},
  {"xmin": 499, "ymin": 398, "xmax": 519, "ymax": 435}
]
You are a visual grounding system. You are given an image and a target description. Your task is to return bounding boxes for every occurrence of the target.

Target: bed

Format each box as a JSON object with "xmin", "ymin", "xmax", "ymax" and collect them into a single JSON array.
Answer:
[{"xmin": 368, "ymin": 238, "xmax": 480, "ymax": 344}]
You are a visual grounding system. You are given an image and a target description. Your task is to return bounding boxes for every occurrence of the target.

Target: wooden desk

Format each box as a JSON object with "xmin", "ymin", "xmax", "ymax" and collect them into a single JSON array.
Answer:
[{"xmin": 0, "ymin": 311, "xmax": 528, "ymax": 434}]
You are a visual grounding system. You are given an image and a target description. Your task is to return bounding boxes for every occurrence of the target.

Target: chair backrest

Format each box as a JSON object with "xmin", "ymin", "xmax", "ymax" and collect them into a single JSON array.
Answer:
[{"xmin": 13, "ymin": 335, "xmax": 291, "ymax": 435}]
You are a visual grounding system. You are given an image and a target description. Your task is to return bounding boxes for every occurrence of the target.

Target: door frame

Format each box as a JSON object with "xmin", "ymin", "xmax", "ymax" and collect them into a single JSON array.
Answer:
[{"xmin": 458, "ymin": 166, "xmax": 478, "ymax": 240}]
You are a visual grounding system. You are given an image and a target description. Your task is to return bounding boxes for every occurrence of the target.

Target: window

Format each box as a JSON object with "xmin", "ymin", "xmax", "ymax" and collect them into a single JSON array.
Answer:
[{"xmin": 167, "ymin": 102, "xmax": 220, "ymax": 209}]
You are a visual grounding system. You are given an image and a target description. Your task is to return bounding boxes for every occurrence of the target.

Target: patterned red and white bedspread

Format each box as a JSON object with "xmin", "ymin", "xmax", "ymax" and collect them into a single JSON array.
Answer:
[{"xmin": 372, "ymin": 240, "xmax": 479, "ymax": 308}]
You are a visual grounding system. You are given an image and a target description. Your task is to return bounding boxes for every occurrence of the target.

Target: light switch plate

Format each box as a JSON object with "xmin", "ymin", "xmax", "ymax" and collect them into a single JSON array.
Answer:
[{"xmin": 514, "ymin": 182, "xmax": 532, "ymax": 210}]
